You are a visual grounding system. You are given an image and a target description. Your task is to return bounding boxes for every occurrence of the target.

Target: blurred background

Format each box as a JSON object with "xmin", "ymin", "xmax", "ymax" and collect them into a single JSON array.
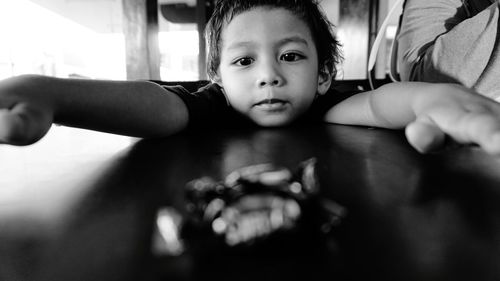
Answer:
[{"xmin": 0, "ymin": 0, "xmax": 401, "ymax": 82}]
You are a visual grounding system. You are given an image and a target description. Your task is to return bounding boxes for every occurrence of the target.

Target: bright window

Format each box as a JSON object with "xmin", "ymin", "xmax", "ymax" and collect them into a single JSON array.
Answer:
[
  {"xmin": 0, "ymin": 0, "xmax": 126, "ymax": 80},
  {"xmin": 0, "ymin": 0, "xmax": 132, "ymax": 168}
]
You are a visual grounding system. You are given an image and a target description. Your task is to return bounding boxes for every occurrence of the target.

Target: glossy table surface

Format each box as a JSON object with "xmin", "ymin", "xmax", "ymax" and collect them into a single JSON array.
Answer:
[{"xmin": 1, "ymin": 124, "xmax": 500, "ymax": 281}]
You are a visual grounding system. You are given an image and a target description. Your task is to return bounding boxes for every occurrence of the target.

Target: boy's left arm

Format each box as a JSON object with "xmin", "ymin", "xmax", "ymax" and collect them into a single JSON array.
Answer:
[{"xmin": 325, "ymin": 82, "xmax": 500, "ymax": 155}]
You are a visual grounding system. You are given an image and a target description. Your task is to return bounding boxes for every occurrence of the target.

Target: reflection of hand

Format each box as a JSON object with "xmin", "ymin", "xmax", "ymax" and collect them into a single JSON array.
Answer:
[
  {"xmin": 406, "ymin": 84, "xmax": 500, "ymax": 155},
  {"xmin": 0, "ymin": 76, "xmax": 53, "ymax": 145}
]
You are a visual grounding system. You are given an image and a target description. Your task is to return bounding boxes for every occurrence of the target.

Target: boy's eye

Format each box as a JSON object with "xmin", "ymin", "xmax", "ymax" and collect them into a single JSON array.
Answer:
[
  {"xmin": 280, "ymin": 53, "xmax": 304, "ymax": 62},
  {"xmin": 234, "ymin": 57, "xmax": 254, "ymax": 66}
]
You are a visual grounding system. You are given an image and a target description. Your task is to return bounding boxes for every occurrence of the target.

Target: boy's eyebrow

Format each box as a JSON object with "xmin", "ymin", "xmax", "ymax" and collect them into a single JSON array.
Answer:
[
  {"xmin": 276, "ymin": 36, "xmax": 310, "ymax": 47},
  {"xmin": 226, "ymin": 41, "xmax": 257, "ymax": 51},
  {"xmin": 225, "ymin": 35, "xmax": 310, "ymax": 51}
]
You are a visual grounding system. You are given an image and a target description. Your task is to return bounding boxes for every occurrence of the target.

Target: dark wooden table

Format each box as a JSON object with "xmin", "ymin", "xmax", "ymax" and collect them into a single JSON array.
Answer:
[{"xmin": 1, "ymin": 124, "xmax": 500, "ymax": 281}]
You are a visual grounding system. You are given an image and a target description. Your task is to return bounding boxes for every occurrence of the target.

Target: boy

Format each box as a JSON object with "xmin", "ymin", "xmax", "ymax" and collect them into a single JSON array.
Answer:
[{"xmin": 0, "ymin": 0, "xmax": 500, "ymax": 155}]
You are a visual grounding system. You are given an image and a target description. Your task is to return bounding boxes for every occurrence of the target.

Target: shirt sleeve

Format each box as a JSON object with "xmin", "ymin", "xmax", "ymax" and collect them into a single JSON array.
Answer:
[
  {"xmin": 397, "ymin": 0, "xmax": 500, "ymax": 99},
  {"xmin": 159, "ymin": 83, "xmax": 234, "ymax": 130}
]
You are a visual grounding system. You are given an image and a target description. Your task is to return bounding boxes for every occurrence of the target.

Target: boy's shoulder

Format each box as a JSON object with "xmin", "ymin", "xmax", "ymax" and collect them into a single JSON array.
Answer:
[
  {"xmin": 152, "ymin": 81, "xmax": 251, "ymax": 130},
  {"xmin": 149, "ymin": 80, "xmax": 211, "ymax": 93},
  {"xmin": 303, "ymin": 87, "xmax": 359, "ymax": 122}
]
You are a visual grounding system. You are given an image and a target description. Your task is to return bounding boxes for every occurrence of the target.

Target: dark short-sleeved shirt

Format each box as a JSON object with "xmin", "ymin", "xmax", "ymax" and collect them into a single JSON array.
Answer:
[{"xmin": 157, "ymin": 82, "xmax": 354, "ymax": 130}]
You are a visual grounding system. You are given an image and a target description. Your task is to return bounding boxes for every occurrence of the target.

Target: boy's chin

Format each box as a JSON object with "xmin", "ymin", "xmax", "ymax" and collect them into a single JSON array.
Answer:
[{"xmin": 251, "ymin": 114, "xmax": 295, "ymax": 127}]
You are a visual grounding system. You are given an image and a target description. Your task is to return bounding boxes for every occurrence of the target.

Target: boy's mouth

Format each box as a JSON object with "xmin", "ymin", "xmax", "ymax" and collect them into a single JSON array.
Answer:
[
  {"xmin": 254, "ymin": 98, "xmax": 287, "ymax": 106},
  {"xmin": 253, "ymin": 99, "xmax": 288, "ymax": 112}
]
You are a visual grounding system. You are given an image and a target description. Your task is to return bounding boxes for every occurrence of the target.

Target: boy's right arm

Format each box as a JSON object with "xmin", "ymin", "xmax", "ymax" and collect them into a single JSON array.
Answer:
[
  {"xmin": 0, "ymin": 75, "xmax": 189, "ymax": 145},
  {"xmin": 325, "ymin": 82, "xmax": 500, "ymax": 155}
]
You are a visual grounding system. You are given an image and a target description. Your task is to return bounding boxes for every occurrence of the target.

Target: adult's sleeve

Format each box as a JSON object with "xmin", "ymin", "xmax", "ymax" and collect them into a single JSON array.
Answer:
[{"xmin": 397, "ymin": 0, "xmax": 500, "ymax": 99}]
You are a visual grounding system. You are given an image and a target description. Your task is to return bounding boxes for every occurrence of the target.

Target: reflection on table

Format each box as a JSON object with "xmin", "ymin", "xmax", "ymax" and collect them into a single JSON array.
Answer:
[{"xmin": 1, "ymin": 124, "xmax": 500, "ymax": 281}]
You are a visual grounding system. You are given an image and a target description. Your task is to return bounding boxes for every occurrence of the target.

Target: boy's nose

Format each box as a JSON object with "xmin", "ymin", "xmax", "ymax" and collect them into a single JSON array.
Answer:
[{"xmin": 256, "ymin": 63, "xmax": 284, "ymax": 88}]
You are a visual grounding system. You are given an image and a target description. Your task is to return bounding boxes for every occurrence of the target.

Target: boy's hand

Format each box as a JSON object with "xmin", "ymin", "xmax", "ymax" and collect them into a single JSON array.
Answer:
[
  {"xmin": 327, "ymin": 82, "xmax": 500, "ymax": 155},
  {"xmin": 0, "ymin": 104, "xmax": 53, "ymax": 146},
  {"xmin": 0, "ymin": 77, "xmax": 54, "ymax": 145},
  {"xmin": 405, "ymin": 84, "xmax": 500, "ymax": 155}
]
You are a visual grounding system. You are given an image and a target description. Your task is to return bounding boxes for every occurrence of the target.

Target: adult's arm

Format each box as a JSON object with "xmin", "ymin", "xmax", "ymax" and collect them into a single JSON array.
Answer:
[
  {"xmin": 0, "ymin": 75, "xmax": 189, "ymax": 145},
  {"xmin": 397, "ymin": 0, "xmax": 500, "ymax": 99}
]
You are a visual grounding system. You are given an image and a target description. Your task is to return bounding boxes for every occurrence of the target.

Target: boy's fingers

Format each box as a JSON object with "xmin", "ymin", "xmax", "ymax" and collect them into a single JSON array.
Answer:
[
  {"xmin": 484, "ymin": 133, "xmax": 500, "ymax": 155},
  {"xmin": 420, "ymin": 101, "xmax": 500, "ymax": 155},
  {"xmin": 0, "ymin": 108, "xmax": 39, "ymax": 145},
  {"xmin": 453, "ymin": 112, "xmax": 500, "ymax": 155},
  {"xmin": 0, "ymin": 109, "xmax": 28, "ymax": 145},
  {"xmin": 0, "ymin": 104, "xmax": 50, "ymax": 145},
  {"xmin": 405, "ymin": 115, "xmax": 446, "ymax": 153}
]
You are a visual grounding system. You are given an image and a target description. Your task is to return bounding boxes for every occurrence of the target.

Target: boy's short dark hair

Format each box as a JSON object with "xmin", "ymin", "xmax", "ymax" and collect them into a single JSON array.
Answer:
[{"xmin": 205, "ymin": 0, "xmax": 343, "ymax": 81}]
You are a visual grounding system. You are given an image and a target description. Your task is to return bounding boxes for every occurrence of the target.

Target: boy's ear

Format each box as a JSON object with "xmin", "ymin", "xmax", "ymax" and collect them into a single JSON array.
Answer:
[
  {"xmin": 212, "ymin": 73, "xmax": 223, "ymax": 86},
  {"xmin": 317, "ymin": 70, "xmax": 333, "ymax": 95}
]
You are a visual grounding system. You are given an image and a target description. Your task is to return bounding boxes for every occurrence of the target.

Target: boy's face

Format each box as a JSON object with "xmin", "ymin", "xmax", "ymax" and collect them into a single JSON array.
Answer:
[{"xmin": 216, "ymin": 7, "xmax": 331, "ymax": 127}]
